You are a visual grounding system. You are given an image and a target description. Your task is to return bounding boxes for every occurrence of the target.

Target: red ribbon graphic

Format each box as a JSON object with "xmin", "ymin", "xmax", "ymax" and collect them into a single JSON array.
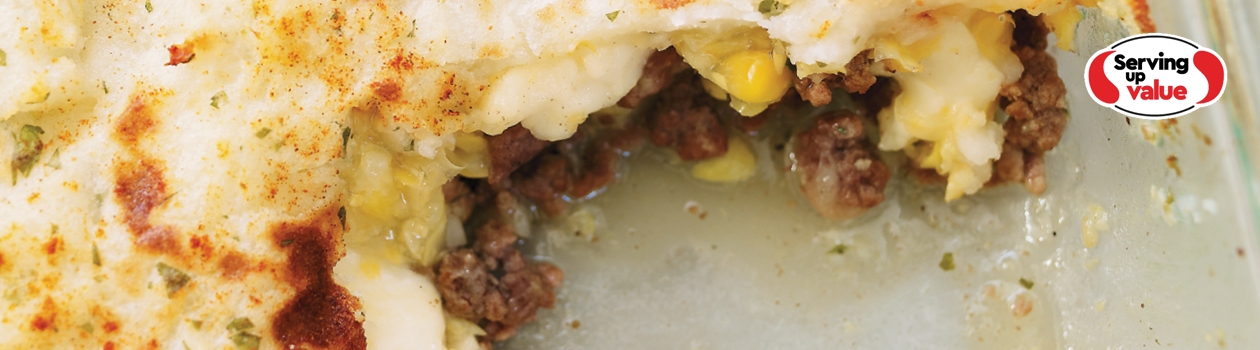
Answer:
[
  {"xmin": 1088, "ymin": 51, "xmax": 1119, "ymax": 104},
  {"xmin": 1194, "ymin": 50, "xmax": 1225, "ymax": 104}
]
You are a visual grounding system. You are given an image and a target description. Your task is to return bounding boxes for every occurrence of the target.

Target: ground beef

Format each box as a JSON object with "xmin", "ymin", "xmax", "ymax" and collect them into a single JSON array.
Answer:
[
  {"xmin": 488, "ymin": 125, "xmax": 551, "ymax": 186},
  {"xmin": 1001, "ymin": 45, "xmax": 1068, "ymax": 154},
  {"xmin": 443, "ymin": 178, "xmax": 478, "ymax": 222},
  {"xmin": 473, "ymin": 219, "xmax": 518, "ymax": 262},
  {"xmin": 855, "ymin": 78, "xmax": 897, "ymax": 119},
  {"xmin": 793, "ymin": 111, "xmax": 891, "ymax": 219},
  {"xmin": 840, "ymin": 50, "xmax": 878, "ymax": 94},
  {"xmin": 991, "ymin": 11, "xmax": 1067, "ymax": 195},
  {"xmin": 793, "ymin": 74, "xmax": 834, "ymax": 107},
  {"xmin": 493, "ymin": 250, "xmax": 556, "ymax": 327},
  {"xmin": 908, "ymin": 165, "xmax": 948, "ymax": 186},
  {"xmin": 618, "ymin": 47, "xmax": 690, "ymax": 108},
  {"xmin": 510, "ymin": 154, "xmax": 572, "ymax": 217},
  {"xmin": 647, "ymin": 73, "xmax": 729, "ymax": 160},
  {"xmin": 437, "ymin": 249, "xmax": 508, "ymax": 322},
  {"xmin": 1010, "ymin": 10, "xmax": 1050, "ymax": 52},
  {"xmin": 535, "ymin": 262, "xmax": 565, "ymax": 290},
  {"xmin": 991, "ymin": 142, "xmax": 1027, "ymax": 184},
  {"xmin": 570, "ymin": 128, "xmax": 644, "ymax": 198},
  {"xmin": 793, "ymin": 50, "xmax": 878, "ymax": 107},
  {"xmin": 989, "ymin": 142, "xmax": 1049, "ymax": 193},
  {"xmin": 436, "ymin": 218, "xmax": 561, "ymax": 344},
  {"xmin": 491, "ymin": 125, "xmax": 644, "ymax": 218},
  {"xmin": 1022, "ymin": 152, "xmax": 1047, "ymax": 194},
  {"xmin": 573, "ymin": 145, "xmax": 619, "ymax": 199}
]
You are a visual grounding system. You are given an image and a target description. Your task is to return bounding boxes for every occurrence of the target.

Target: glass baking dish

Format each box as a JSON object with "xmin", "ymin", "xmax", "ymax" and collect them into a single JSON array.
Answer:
[{"xmin": 502, "ymin": 0, "xmax": 1260, "ymax": 348}]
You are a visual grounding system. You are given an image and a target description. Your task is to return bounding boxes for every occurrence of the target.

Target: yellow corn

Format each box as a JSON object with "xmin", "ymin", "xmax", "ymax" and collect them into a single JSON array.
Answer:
[
  {"xmin": 717, "ymin": 50, "xmax": 792, "ymax": 104},
  {"xmin": 692, "ymin": 136, "xmax": 756, "ymax": 183}
]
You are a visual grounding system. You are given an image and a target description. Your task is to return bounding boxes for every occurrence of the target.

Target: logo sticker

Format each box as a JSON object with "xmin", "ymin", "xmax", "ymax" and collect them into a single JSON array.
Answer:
[{"xmin": 1084, "ymin": 34, "xmax": 1227, "ymax": 120}]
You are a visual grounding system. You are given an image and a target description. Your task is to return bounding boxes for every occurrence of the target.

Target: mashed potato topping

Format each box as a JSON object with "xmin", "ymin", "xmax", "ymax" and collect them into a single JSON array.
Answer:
[
  {"xmin": 876, "ymin": 8, "xmax": 1024, "ymax": 201},
  {"xmin": 0, "ymin": 0, "xmax": 1145, "ymax": 349}
]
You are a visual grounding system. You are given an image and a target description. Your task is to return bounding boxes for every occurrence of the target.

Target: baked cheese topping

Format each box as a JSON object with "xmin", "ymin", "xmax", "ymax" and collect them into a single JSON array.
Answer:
[{"xmin": 0, "ymin": 0, "xmax": 1146, "ymax": 349}]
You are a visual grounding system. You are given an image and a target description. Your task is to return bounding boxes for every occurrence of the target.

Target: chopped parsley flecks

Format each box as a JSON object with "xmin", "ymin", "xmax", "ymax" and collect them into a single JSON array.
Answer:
[
  {"xmin": 1019, "ymin": 277, "xmax": 1034, "ymax": 290},
  {"xmin": 231, "ymin": 331, "xmax": 261, "ymax": 350},
  {"xmin": 226, "ymin": 317, "xmax": 254, "ymax": 333},
  {"xmin": 342, "ymin": 127, "xmax": 352, "ymax": 149},
  {"xmin": 337, "ymin": 206, "xmax": 347, "ymax": 229},
  {"xmin": 91, "ymin": 243, "xmax": 101, "ymax": 266},
  {"xmin": 156, "ymin": 262, "xmax": 191, "ymax": 296},
  {"xmin": 47, "ymin": 148, "xmax": 61, "ymax": 169},
  {"xmin": 829, "ymin": 244, "xmax": 847, "ymax": 255},
  {"xmin": 757, "ymin": 0, "xmax": 786, "ymax": 16},
  {"xmin": 12, "ymin": 124, "xmax": 45, "ymax": 185},
  {"xmin": 211, "ymin": 91, "xmax": 227, "ymax": 109},
  {"xmin": 939, "ymin": 252, "xmax": 955, "ymax": 271}
]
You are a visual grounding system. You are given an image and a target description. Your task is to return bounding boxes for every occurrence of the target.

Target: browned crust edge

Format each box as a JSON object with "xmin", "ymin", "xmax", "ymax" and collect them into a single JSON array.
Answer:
[{"xmin": 1129, "ymin": 0, "xmax": 1157, "ymax": 33}]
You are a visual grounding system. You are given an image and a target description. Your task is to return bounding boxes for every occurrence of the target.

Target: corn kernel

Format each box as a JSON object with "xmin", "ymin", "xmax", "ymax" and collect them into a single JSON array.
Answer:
[
  {"xmin": 566, "ymin": 208, "xmax": 598, "ymax": 242},
  {"xmin": 692, "ymin": 136, "xmax": 756, "ymax": 183},
  {"xmin": 717, "ymin": 51, "xmax": 792, "ymax": 104},
  {"xmin": 671, "ymin": 27, "xmax": 790, "ymax": 116}
]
